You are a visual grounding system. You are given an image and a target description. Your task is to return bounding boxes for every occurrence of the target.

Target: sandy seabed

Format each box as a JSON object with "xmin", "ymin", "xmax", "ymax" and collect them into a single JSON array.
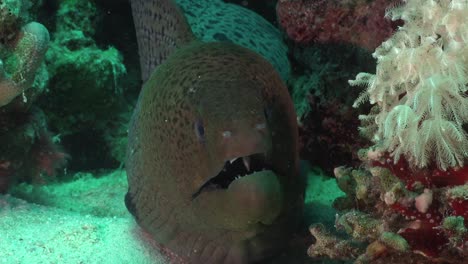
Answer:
[
  {"xmin": 0, "ymin": 170, "xmax": 167, "ymax": 264},
  {"xmin": 0, "ymin": 168, "xmax": 341, "ymax": 264}
]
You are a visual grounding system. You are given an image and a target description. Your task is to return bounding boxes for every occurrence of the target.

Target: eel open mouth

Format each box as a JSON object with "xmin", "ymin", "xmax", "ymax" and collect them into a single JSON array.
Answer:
[{"xmin": 192, "ymin": 153, "xmax": 273, "ymax": 198}]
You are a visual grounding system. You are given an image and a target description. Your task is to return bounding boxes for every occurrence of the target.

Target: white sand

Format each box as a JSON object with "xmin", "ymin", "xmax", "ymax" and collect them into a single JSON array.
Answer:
[{"xmin": 0, "ymin": 170, "xmax": 167, "ymax": 264}]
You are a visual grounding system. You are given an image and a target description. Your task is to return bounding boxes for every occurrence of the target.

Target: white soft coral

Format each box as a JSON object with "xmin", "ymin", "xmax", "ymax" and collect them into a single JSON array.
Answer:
[{"xmin": 350, "ymin": 0, "xmax": 468, "ymax": 170}]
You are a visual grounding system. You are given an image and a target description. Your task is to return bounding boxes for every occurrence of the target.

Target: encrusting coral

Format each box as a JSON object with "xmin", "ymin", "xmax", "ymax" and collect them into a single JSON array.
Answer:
[{"xmin": 309, "ymin": 163, "xmax": 467, "ymax": 263}]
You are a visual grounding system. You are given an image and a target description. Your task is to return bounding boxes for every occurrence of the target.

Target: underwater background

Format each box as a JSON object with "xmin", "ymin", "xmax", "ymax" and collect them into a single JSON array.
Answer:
[{"xmin": 1, "ymin": 0, "xmax": 467, "ymax": 263}]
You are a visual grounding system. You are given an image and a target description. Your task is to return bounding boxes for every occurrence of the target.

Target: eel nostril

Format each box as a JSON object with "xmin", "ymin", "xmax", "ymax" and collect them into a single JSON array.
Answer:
[
  {"xmin": 222, "ymin": 131, "xmax": 232, "ymax": 138},
  {"xmin": 255, "ymin": 123, "xmax": 266, "ymax": 130}
]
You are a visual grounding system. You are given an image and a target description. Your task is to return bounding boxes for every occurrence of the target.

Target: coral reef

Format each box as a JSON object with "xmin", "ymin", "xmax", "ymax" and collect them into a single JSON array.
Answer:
[
  {"xmin": 298, "ymin": 96, "xmax": 366, "ymax": 174},
  {"xmin": 0, "ymin": 0, "xmax": 65, "ymax": 193},
  {"xmin": 39, "ymin": 0, "xmax": 129, "ymax": 169},
  {"xmin": 288, "ymin": 44, "xmax": 374, "ymax": 173},
  {"xmin": 308, "ymin": 160, "xmax": 467, "ymax": 263},
  {"xmin": 276, "ymin": 0, "xmax": 400, "ymax": 50},
  {"xmin": 0, "ymin": 106, "xmax": 67, "ymax": 193},
  {"xmin": 309, "ymin": 1, "xmax": 468, "ymax": 263}
]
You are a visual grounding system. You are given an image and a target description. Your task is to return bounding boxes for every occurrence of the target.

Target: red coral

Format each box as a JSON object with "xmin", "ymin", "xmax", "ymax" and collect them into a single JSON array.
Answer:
[
  {"xmin": 299, "ymin": 97, "xmax": 366, "ymax": 174},
  {"xmin": 276, "ymin": 0, "xmax": 402, "ymax": 50},
  {"xmin": 30, "ymin": 130, "xmax": 69, "ymax": 179},
  {"xmin": 450, "ymin": 198, "xmax": 468, "ymax": 219},
  {"xmin": 398, "ymin": 220, "xmax": 449, "ymax": 258},
  {"xmin": 371, "ymin": 153, "xmax": 468, "ymax": 190},
  {"xmin": 390, "ymin": 203, "xmax": 443, "ymax": 224},
  {"xmin": 0, "ymin": 107, "xmax": 68, "ymax": 191},
  {"xmin": 355, "ymin": 149, "xmax": 468, "ymax": 259}
]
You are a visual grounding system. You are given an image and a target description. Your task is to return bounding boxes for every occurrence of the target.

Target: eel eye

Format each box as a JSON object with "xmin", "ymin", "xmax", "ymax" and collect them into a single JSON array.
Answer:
[{"xmin": 195, "ymin": 119, "xmax": 205, "ymax": 142}]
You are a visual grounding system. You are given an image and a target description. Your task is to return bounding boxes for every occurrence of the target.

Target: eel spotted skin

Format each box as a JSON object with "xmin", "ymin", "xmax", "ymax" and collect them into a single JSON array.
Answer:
[{"xmin": 126, "ymin": 0, "xmax": 304, "ymax": 263}]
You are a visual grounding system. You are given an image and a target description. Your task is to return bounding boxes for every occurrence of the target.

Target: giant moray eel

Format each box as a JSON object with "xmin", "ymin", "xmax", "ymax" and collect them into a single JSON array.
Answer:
[{"xmin": 125, "ymin": 0, "xmax": 304, "ymax": 263}]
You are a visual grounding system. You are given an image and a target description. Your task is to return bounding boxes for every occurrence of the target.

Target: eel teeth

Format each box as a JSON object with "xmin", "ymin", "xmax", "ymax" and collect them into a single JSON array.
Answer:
[
  {"xmin": 243, "ymin": 156, "xmax": 250, "ymax": 171},
  {"xmin": 230, "ymin": 157, "xmax": 238, "ymax": 163}
]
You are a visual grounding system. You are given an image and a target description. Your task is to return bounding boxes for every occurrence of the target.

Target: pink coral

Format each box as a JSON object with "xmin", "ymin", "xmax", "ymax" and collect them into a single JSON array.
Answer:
[{"xmin": 276, "ymin": 0, "xmax": 401, "ymax": 50}]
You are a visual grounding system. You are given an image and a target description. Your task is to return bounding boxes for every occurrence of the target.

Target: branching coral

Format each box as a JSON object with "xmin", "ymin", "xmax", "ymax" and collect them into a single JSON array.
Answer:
[{"xmin": 350, "ymin": 0, "xmax": 468, "ymax": 170}]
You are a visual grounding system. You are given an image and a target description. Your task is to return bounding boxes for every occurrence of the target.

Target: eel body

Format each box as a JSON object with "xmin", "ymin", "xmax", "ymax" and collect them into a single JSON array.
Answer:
[{"xmin": 126, "ymin": 0, "xmax": 304, "ymax": 263}]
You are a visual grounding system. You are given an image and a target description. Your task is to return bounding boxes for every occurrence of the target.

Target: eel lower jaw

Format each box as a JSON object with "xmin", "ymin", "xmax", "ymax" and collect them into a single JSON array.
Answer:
[
  {"xmin": 192, "ymin": 168, "xmax": 283, "ymax": 228},
  {"xmin": 192, "ymin": 153, "xmax": 274, "ymax": 199},
  {"xmin": 191, "ymin": 153, "xmax": 283, "ymax": 227}
]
